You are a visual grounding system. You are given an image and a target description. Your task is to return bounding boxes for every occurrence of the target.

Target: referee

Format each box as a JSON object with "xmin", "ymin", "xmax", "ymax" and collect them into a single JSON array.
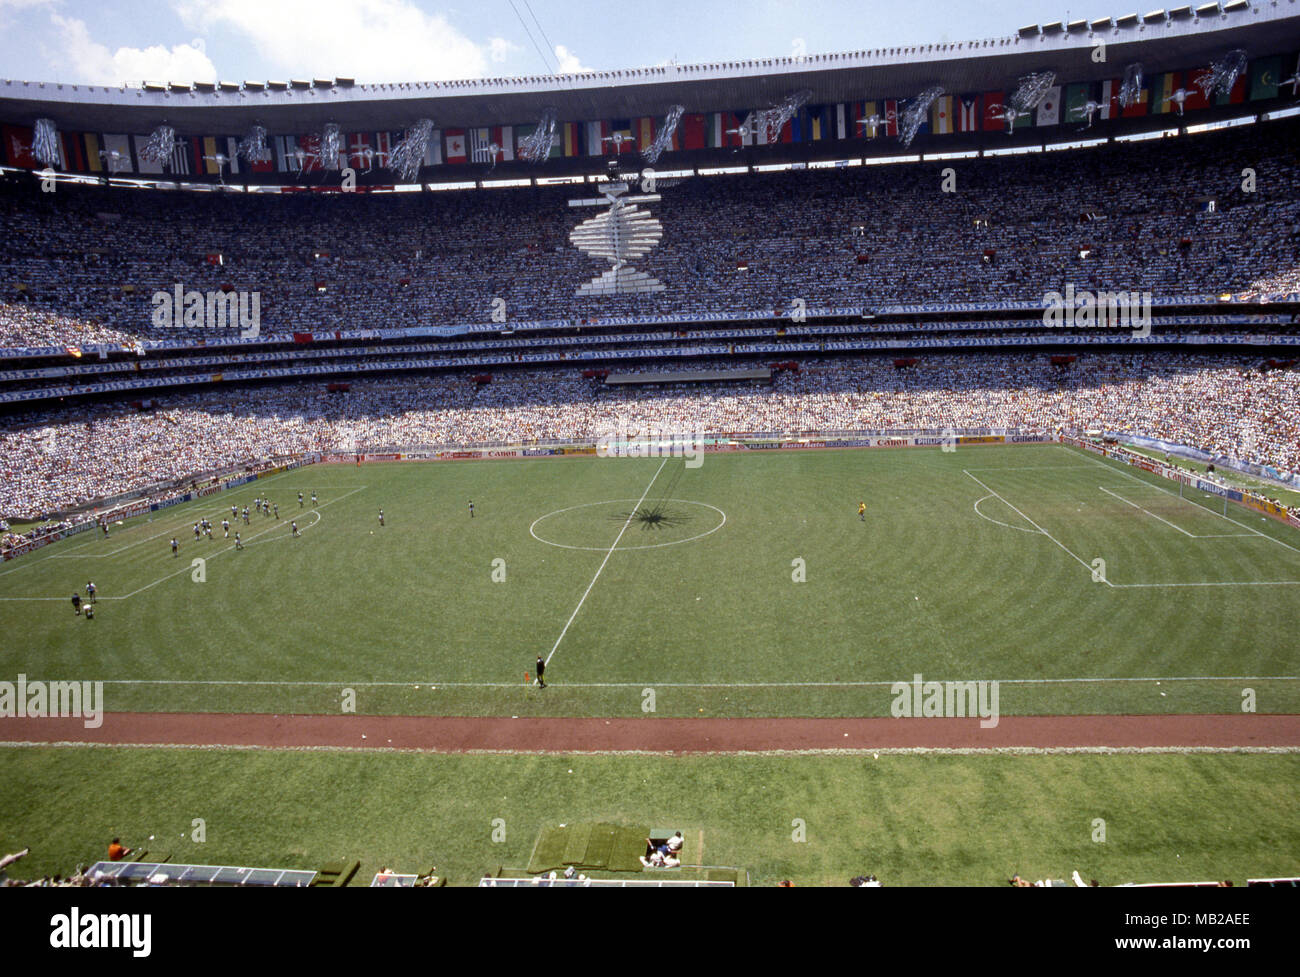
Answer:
[{"xmin": 535, "ymin": 655, "xmax": 546, "ymax": 689}]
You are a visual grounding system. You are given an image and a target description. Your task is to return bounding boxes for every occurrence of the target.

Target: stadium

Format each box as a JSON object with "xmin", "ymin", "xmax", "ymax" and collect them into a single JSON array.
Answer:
[{"xmin": 1, "ymin": 0, "xmax": 1298, "ymax": 901}]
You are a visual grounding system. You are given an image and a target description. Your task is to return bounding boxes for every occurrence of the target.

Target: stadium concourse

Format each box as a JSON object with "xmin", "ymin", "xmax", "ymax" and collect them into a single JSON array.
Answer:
[
  {"xmin": 0, "ymin": 350, "xmax": 1297, "ymax": 524},
  {"xmin": 2, "ymin": 118, "xmax": 1300, "ymax": 346}
]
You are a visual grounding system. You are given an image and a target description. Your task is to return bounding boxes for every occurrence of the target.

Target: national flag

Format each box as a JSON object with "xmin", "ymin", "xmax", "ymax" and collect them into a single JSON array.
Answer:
[
  {"xmin": 102, "ymin": 133, "xmax": 132, "ymax": 173},
  {"xmin": 930, "ymin": 96, "xmax": 953, "ymax": 134},
  {"xmin": 515, "ymin": 122, "xmax": 560, "ymax": 158},
  {"xmin": 56, "ymin": 131, "xmax": 80, "ymax": 170},
  {"xmin": 168, "ymin": 137, "xmax": 193, "ymax": 175},
  {"xmin": 470, "ymin": 127, "xmax": 513, "ymax": 163},
  {"xmin": 1036, "ymin": 86, "xmax": 1062, "ymax": 126},
  {"xmin": 883, "ymin": 100, "xmax": 899, "ymax": 137},
  {"xmin": 680, "ymin": 114, "xmax": 706, "ymax": 151},
  {"xmin": 346, "ymin": 133, "xmax": 372, "ymax": 169},
  {"xmin": 444, "ymin": 128, "xmax": 467, "ymax": 163},
  {"xmin": 805, "ymin": 104, "xmax": 832, "ymax": 141},
  {"xmin": 1184, "ymin": 70, "xmax": 1212, "ymax": 111},
  {"xmin": 373, "ymin": 132, "xmax": 395, "ymax": 168},
  {"xmin": 1249, "ymin": 55, "xmax": 1281, "ymax": 100},
  {"xmin": 561, "ymin": 121, "xmax": 585, "ymax": 156},
  {"xmin": 1064, "ymin": 83, "xmax": 1090, "ymax": 125},
  {"xmin": 425, "ymin": 128, "xmax": 443, "ymax": 166},
  {"xmin": 202, "ymin": 136, "xmax": 222, "ymax": 174},
  {"xmin": 957, "ymin": 95, "xmax": 981, "ymax": 132},
  {"xmin": 835, "ymin": 103, "xmax": 848, "ymax": 140},
  {"xmin": 1216, "ymin": 72, "xmax": 1247, "ymax": 105},
  {"xmin": 586, "ymin": 121, "xmax": 606, "ymax": 156},
  {"xmin": 2, "ymin": 125, "xmax": 36, "ymax": 168},
  {"xmin": 132, "ymin": 133, "xmax": 163, "ymax": 174},
  {"xmin": 80, "ymin": 133, "xmax": 101, "ymax": 172},
  {"xmin": 707, "ymin": 112, "xmax": 725, "ymax": 148},
  {"xmin": 1098, "ymin": 80, "xmax": 1120, "ymax": 119},
  {"xmin": 982, "ymin": 91, "xmax": 1005, "ymax": 131},
  {"xmin": 225, "ymin": 137, "xmax": 241, "ymax": 174},
  {"xmin": 636, "ymin": 116, "xmax": 655, "ymax": 151},
  {"xmin": 299, "ymin": 134, "xmax": 324, "ymax": 172},
  {"xmin": 1121, "ymin": 82, "xmax": 1149, "ymax": 117},
  {"xmin": 1150, "ymin": 72, "xmax": 1176, "ymax": 114},
  {"xmin": 606, "ymin": 118, "xmax": 633, "ymax": 153}
]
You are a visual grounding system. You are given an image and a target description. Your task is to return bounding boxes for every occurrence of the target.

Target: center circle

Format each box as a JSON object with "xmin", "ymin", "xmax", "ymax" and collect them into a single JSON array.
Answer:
[{"xmin": 529, "ymin": 499, "xmax": 727, "ymax": 551}]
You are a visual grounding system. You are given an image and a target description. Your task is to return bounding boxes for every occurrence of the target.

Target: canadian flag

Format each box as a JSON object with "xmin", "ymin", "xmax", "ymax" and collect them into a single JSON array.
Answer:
[{"xmin": 445, "ymin": 129, "xmax": 467, "ymax": 163}]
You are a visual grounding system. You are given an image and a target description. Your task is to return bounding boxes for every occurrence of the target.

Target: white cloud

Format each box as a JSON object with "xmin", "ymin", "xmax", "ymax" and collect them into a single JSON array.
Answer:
[
  {"xmin": 487, "ymin": 36, "xmax": 520, "ymax": 65},
  {"xmin": 178, "ymin": 0, "xmax": 488, "ymax": 82},
  {"xmin": 553, "ymin": 44, "xmax": 592, "ymax": 74},
  {"xmin": 47, "ymin": 13, "xmax": 218, "ymax": 86}
]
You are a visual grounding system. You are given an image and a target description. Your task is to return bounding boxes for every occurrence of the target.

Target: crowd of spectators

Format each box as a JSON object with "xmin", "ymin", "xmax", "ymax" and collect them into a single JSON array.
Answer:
[
  {"xmin": 1, "ymin": 351, "xmax": 1295, "ymax": 519},
  {"xmin": 1, "ymin": 118, "xmax": 1298, "ymax": 348}
]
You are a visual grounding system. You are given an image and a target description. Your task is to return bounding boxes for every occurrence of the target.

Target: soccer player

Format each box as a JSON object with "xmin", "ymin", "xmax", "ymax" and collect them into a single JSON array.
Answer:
[
  {"xmin": 468, "ymin": 500, "xmax": 475, "ymax": 518},
  {"xmin": 858, "ymin": 502, "xmax": 866, "ymax": 521},
  {"xmin": 242, "ymin": 507, "xmax": 250, "ymax": 525},
  {"xmin": 273, "ymin": 503, "xmax": 279, "ymax": 520},
  {"xmin": 84, "ymin": 602, "xmax": 94, "ymax": 621},
  {"xmin": 231, "ymin": 505, "xmax": 238, "ymax": 520},
  {"xmin": 298, "ymin": 492, "xmax": 304, "ymax": 507},
  {"xmin": 234, "ymin": 532, "xmax": 243, "ymax": 550},
  {"xmin": 378, "ymin": 508, "xmax": 385, "ymax": 527},
  {"xmin": 535, "ymin": 655, "xmax": 546, "ymax": 688},
  {"xmin": 221, "ymin": 519, "xmax": 230, "ymax": 538},
  {"xmin": 311, "ymin": 492, "xmax": 318, "ymax": 506},
  {"xmin": 291, "ymin": 521, "xmax": 300, "ymax": 538},
  {"xmin": 86, "ymin": 581, "xmax": 96, "ymax": 602},
  {"xmin": 71, "ymin": 593, "xmax": 81, "ymax": 615},
  {"xmin": 171, "ymin": 537, "xmax": 179, "ymax": 557},
  {"xmin": 194, "ymin": 522, "xmax": 201, "ymax": 540}
]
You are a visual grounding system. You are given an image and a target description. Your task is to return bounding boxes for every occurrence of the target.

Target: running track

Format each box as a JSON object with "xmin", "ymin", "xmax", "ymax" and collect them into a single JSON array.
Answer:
[{"xmin": 2, "ymin": 712, "xmax": 1298, "ymax": 754}]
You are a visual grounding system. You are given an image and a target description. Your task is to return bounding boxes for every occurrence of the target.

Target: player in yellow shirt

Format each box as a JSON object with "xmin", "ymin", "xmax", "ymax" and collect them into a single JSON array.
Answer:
[{"xmin": 858, "ymin": 501, "xmax": 866, "ymax": 521}]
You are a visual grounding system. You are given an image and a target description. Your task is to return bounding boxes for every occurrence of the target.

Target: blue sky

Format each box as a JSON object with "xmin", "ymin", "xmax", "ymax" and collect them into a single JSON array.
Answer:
[{"xmin": 0, "ymin": 1, "xmax": 1075, "ymax": 85}]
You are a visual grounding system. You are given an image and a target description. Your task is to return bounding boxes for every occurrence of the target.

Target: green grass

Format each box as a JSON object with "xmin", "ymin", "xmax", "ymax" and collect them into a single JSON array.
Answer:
[
  {"xmin": 2, "ymin": 442, "xmax": 1297, "ymax": 717},
  {"xmin": 1, "ymin": 746, "xmax": 1296, "ymax": 887}
]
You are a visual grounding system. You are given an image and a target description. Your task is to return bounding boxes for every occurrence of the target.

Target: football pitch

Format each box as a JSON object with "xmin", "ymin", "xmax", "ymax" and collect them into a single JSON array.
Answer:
[{"xmin": 3, "ymin": 441, "xmax": 1298, "ymax": 719}]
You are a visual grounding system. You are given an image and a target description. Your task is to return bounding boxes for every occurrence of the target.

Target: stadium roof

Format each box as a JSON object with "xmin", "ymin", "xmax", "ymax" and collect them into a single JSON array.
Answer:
[{"xmin": 2, "ymin": 2, "xmax": 1298, "ymax": 134}]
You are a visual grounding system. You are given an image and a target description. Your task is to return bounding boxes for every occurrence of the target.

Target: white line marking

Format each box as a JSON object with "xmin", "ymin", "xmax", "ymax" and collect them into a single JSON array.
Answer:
[
  {"xmin": 529, "ymin": 498, "xmax": 726, "ymax": 551},
  {"xmin": 545, "ymin": 459, "xmax": 668, "ymax": 666},
  {"xmin": 1072, "ymin": 448, "xmax": 1300, "ymax": 556},
  {"xmin": 2, "ymin": 742, "xmax": 1296, "ymax": 757},
  {"xmin": 972, "ymin": 494, "xmax": 1040, "ymax": 533},
  {"xmin": 963, "ymin": 469, "xmax": 1109, "ymax": 585},
  {"xmin": 0, "ymin": 488, "xmax": 363, "ymax": 602},
  {"xmin": 81, "ymin": 675, "xmax": 1300, "ymax": 688},
  {"xmin": 1099, "ymin": 485, "xmax": 1197, "ymax": 537}
]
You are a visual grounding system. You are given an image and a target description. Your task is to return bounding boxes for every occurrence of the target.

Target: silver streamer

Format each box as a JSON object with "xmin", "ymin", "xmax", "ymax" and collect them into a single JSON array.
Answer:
[
  {"xmin": 1009, "ymin": 72, "xmax": 1056, "ymax": 115},
  {"xmin": 139, "ymin": 125, "xmax": 178, "ymax": 165},
  {"xmin": 236, "ymin": 125, "xmax": 271, "ymax": 164},
  {"xmin": 1119, "ymin": 63, "xmax": 1144, "ymax": 109},
  {"xmin": 389, "ymin": 118, "xmax": 434, "ymax": 182},
  {"xmin": 32, "ymin": 118, "xmax": 59, "ymax": 168},
  {"xmin": 319, "ymin": 123, "xmax": 342, "ymax": 170},
  {"xmin": 641, "ymin": 104, "xmax": 685, "ymax": 165},
  {"xmin": 898, "ymin": 85, "xmax": 944, "ymax": 148},
  {"xmin": 518, "ymin": 108, "xmax": 558, "ymax": 164},
  {"xmin": 757, "ymin": 89, "xmax": 812, "ymax": 144},
  {"xmin": 1195, "ymin": 49, "xmax": 1248, "ymax": 100}
]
